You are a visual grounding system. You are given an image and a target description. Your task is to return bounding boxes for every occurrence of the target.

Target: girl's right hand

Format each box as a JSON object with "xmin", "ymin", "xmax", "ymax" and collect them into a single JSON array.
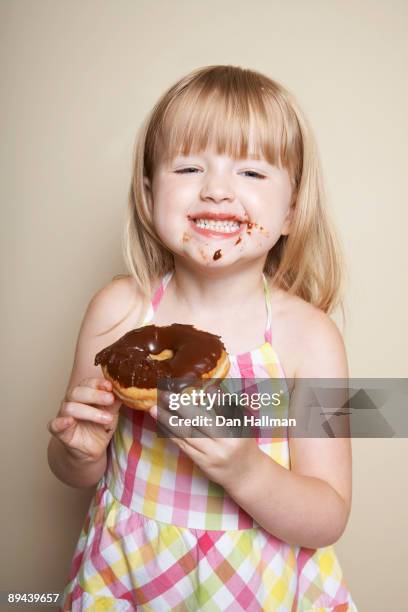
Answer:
[{"xmin": 47, "ymin": 377, "xmax": 122, "ymax": 463}]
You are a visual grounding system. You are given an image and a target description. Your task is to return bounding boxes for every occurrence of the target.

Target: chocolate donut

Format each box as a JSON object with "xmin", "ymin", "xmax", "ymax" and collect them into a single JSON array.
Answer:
[{"xmin": 95, "ymin": 323, "xmax": 230, "ymax": 411}]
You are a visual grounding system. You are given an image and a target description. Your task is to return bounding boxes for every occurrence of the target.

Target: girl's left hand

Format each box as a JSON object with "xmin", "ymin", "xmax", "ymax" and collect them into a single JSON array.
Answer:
[{"xmin": 148, "ymin": 403, "xmax": 260, "ymax": 490}]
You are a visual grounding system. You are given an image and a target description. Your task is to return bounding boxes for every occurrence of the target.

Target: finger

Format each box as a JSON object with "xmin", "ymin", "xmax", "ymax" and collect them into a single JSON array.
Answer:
[
  {"xmin": 65, "ymin": 385, "xmax": 115, "ymax": 407},
  {"xmin": 104, "ymin": 395, "xmax": 123, "ymax": 416},
  {"xmin": 169, "ymin": 434, "xmax": 208, "ymax": 458},
  {"xmin": 153, "ymin": 405, "xmax": 194, "ymax": 439},
  {"xmin": 170, "ymin": 384, "xmax": 226, "ymax": 429},
  {"xmin": 150, "ymin": 407, "xmax": 210, "ymax": 454},
  {"xmin": 155, "ymin": 402, "xmax": 215, "ymax": 439},
  {"xmin": 150, "ymin": 406, "xmax": 195, "ymax": 442},
  {"xmin": 80, "ymin": 377, "xmax": 113, "ymax": 391},
  {"xmin": 47, "ymin": 416, "xmax": 74, "ymax": 435},
  {"xmin": 60, "ymin": 402, "xmax": 114, "ymax": 425}
]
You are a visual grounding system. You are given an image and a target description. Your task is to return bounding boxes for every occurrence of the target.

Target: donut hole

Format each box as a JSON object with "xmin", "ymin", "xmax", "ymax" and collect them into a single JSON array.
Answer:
[{"xmin": 147, "ymin": 349, "xmax": 174, "ymax": 361}]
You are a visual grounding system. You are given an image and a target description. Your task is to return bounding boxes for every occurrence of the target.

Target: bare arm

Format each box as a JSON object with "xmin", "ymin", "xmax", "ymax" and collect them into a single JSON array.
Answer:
[
  {"xmin": 223, "ymin": 312, "xmax": 352, "ymax": 548},
  {"xmin": 47, "ymin": 276, "xmax": 142, "ymax": 488},
  {"xmin": 47, "ymin": 436, "xmax": 107, "ymax": 489}
]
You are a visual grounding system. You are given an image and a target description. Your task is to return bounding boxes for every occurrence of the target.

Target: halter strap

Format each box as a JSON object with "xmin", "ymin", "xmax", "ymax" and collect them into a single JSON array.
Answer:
[
  {"xmin": 140, "ymin": 271, "xmax": 173, "ymax": 325},
  {"xmin": 262, "ymin": 273, "xmax": 273, "ymax": 344}
]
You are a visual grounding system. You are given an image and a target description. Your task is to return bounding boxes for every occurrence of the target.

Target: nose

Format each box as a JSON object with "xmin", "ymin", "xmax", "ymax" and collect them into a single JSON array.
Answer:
[{"xmin": 200, "ymin": 171, "xmax": 235, "ymax": 203}]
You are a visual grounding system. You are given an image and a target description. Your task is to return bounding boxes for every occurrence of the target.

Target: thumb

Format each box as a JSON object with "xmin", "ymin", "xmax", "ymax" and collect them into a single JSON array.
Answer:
[
  {"xmin": 110, "ymin": 396, "xmax": 123, "ymax": 415},
  {"xmin": 149, "ymin": 405, "xmax": 158, "ymax": 419}
]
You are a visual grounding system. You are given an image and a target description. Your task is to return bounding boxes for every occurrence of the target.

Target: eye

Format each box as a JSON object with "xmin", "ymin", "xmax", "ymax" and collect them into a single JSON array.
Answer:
[
  {"xmin": 241, "ymin": 170, "xmax": 266, "ymax": 179},
  {"xmin": 174, "ymin": 167, "xmax": 266, "ymax": 179},
  {"xmin": 174, "ymin": 167, "xmax": 200, "ymax": 174}
]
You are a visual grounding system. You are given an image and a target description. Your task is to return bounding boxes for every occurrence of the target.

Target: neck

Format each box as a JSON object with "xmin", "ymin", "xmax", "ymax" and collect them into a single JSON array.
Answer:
[{"xmin": 170, "ymin": 256, "xmax": 268, "ymax": 317}]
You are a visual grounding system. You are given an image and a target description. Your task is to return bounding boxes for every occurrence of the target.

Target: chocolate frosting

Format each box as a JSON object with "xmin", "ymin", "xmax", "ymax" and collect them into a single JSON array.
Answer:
[{"xmin": 95, "ymin": 323, "xmax": 226, "ymax": 391}]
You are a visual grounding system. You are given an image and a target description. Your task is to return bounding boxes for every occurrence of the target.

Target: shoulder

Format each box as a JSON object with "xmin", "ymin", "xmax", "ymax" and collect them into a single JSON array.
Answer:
[
  {"xmin": 268, "ymin": 280, "xmax": 348, "ymax": 379},
  {"xmin": 86, "ymin": 274, "xmax": 159, "ymax": 336},
  {"xmin": 64, "ymin": 275, "xmax": 153, "ymax": 392},
  {"xmin": 299, "ymin": 307, "xmax": 347, "ymax": 377}
]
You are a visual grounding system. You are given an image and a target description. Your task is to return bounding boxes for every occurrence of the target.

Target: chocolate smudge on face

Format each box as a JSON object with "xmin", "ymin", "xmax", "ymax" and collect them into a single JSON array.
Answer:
[
  {"xmin": 234, "ymin": 236, "xmax": 242, "ymax": 245},
  {"xmin": 246, "ymin": 221, "xmax": 269, "ymax": 236},
  {"xmin": 258, "ymin": 224, "xmax": 270, "ymax": 237},
  {"xmin": 199, "ymin": 248, "xmax": 209, "ymax": 261},
  {"xmin": 213, "ymin": 249, "xmax": 222, "ymax": 260},
  {"xmin": 246, "ymin": 221, "xmax": 255, "ymax": 236}
]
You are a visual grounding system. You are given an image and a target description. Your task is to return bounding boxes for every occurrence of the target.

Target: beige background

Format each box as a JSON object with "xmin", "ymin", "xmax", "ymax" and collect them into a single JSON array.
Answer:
[{"xmin": 2, "ymin": 1, "xmax": 407, "ymax": 610}]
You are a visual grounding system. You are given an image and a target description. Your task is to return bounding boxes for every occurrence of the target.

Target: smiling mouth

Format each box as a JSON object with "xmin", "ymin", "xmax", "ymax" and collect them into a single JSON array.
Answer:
[{"xmin": 187, "ymin": 214, "xmax": 246, "ymax": 237}]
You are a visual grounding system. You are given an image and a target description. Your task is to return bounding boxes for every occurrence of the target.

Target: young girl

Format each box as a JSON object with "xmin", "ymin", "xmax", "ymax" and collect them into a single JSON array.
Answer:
[{"xmin": 48, "ymin": 65, "xmax": 358, "ymax": 611}]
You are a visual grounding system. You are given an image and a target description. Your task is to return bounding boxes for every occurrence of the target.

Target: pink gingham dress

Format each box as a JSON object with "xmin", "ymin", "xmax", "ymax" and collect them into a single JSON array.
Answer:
[{"xmin": 60, "ymin": 270, "xmax": 358, "ymax": 611}]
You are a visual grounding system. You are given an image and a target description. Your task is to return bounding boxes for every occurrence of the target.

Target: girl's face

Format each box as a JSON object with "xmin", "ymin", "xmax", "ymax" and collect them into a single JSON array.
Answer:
[{"xmin": 144, "ymin": 146, "xmax": 294, "ymax": 269}]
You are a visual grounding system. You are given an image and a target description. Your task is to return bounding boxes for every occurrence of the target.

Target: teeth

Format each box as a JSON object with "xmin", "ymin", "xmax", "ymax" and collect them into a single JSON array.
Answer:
[{"xmin": 193, "ymin": 218, "xmax": 241, "ymax": 232}]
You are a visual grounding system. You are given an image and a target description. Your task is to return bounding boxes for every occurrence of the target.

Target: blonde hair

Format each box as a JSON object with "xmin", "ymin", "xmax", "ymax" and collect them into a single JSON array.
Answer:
[{"xmin": 120, "ymin": 64, "xmax": 347, "ymax": 330}]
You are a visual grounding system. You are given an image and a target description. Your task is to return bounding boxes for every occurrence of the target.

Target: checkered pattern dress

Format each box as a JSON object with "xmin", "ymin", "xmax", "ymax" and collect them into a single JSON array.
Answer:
[{"xmin": 60, "ymin": 271, "xmax": 358, "ymax": 611}]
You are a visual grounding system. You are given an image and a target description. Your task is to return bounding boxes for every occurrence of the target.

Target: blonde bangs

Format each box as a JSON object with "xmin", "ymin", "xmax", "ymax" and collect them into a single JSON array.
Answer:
[{"xmin": 145, "ymin": 67, "xmax": 302, "ymax": 188}]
